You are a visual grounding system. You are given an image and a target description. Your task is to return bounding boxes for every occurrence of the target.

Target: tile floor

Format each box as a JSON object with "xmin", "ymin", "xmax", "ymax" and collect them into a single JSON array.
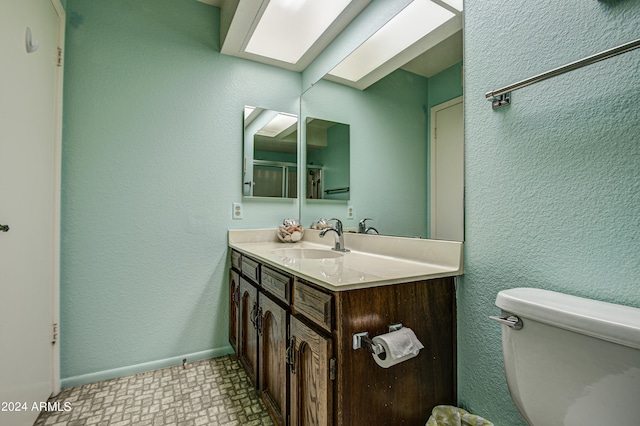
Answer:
[{"xmin": 34, "ymin": 355, "xmax": 273, "ymax": 426}]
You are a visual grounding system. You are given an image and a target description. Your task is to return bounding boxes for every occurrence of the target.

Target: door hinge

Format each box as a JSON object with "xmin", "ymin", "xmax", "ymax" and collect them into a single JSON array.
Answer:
[
  {"xmin": 329, "ymin": 358, "xmax": 336, "ymax": 381},
  {"xmin": 51, "ymin": 323, "xmax": 58, "ymax": 345},
  {"xmin": 57, "ymin": 47, "xmax": 63, "ymax": 67}
]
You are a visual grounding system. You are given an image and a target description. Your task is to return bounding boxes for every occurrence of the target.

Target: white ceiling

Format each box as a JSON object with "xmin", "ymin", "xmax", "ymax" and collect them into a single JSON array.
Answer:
[{"xmin": 198, "ymin": 0, "xmax": 463, "ymax": 87}]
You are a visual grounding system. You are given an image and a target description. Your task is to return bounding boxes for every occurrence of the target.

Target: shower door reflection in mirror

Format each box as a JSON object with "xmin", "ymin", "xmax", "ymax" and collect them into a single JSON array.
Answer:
[{"xmin": 243, "ymin": 106, "xmax": 298, "ymax": 198}]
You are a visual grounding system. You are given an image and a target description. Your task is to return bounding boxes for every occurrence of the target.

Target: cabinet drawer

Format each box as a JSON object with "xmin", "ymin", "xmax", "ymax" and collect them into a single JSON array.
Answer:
[
  {"xmin": 261, "ymin": 266, "xmax": 290, "ymax": 304},
  {"xmin": 293, "ymin": 279, "xmax": 333, "ymax": 333},
  {"xmin": 231, "ymin": 250, "xmax": 242, "ymax": 271},
  {"xmin": 241, "ymin": 256, "xmax": 260, "ymax": 283}
]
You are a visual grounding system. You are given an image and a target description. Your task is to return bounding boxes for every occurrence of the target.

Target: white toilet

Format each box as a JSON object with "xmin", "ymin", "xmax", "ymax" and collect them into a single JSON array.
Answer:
[{"xmin": 492, "ymin": 287, "xmax": 640, "ymax": 426}]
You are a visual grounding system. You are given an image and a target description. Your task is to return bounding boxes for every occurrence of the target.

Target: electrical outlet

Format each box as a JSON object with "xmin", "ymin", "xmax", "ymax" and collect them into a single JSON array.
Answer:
[
  {"xmin": 232, "ymin": 202, "xmax": 243, "ymax": 220},
  {"xmin": 347, "ymin": 205, "xmax": 354, "ymax": 219}
]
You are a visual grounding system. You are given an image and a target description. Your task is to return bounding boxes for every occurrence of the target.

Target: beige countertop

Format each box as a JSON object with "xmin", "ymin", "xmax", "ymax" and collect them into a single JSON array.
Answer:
[{"xmin": 228, "ymin": 229, "xmax": 463, "ymax": 291}]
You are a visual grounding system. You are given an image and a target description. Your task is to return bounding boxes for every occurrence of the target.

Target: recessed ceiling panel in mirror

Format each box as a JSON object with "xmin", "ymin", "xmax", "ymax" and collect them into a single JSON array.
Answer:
[
  {"xmin": 243, "ymin": 106, "xmax": 298, "ymax": 199},
  {"xmin": 306, "ymin": 118, "xmax": 350, "ymax": 200},
  {"xmin": 328, "ymin": 0, "xmax": 454, "ymax": 83}
]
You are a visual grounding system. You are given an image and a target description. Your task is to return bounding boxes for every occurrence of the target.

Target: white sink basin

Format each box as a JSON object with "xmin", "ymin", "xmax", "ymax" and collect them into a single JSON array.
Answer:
[{"xmin": 270, "ymin": 247, "xmax": 344, "ymax": 259}]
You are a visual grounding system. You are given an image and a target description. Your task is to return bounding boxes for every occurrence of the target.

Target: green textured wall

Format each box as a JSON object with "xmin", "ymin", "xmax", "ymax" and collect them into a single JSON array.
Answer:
[
  {"xmin": 61, "ymin": 0, "xmax": 300, "ymax": 385},
  {"xmin": 461, "ymin": 1, "xmax": 640, "ymax": 424}
]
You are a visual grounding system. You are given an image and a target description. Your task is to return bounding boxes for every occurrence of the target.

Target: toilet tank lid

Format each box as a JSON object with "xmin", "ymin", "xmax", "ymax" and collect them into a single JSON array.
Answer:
[{"xmin": 496, "ymin": 288, "xmax": 640, "ymax": 350}]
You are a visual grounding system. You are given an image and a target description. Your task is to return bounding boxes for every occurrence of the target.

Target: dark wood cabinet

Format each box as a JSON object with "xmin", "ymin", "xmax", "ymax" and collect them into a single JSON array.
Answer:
[
  {"xmin": 230, "ymin": 251, "xmax": 242, "ymax": 353},
  {"xmin": 229, "ymin": 269, "xmax": 240, "ymax": 353},
  {"xmin": 229, "ymin": 249, "xmax": 456, "ymax": 426},
  {"xmin": 332, "ymin": 278, "xmax": 456, "ymax": 425},
  {"xmin": 289, "ymin": 316, "xmax": 333, "ymax": 426},
  {"xmin": 259, "ymin": 292, "xmax": 288, "ymax": 425},
  {"xmin": 231, "ymin": 253, "xmax": 292, "ymax": 426},
  {"xmin": 239, "ymin": 277, "xmax": 259, "ymax": 387}
]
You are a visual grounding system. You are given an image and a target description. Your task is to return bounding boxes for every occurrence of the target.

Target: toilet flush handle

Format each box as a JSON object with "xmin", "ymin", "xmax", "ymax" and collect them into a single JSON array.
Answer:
[{"xmin": 489, "ymin": 315, "xmax": 523, "ymax": 330}]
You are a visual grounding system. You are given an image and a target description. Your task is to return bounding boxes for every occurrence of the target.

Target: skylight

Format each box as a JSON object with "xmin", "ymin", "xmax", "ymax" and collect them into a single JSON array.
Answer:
[
  {"xmin": 221, "ymin": 0, "xmax": 462, "ymax": 90},
  {"xmin": 244, "ymin": 0, "xmax": 353, "ymax": 64},
  {"xmin": 256, "ymin": 112, "xmax": 298, "ymax": 138},
  {"xmin": 328, "ymin": 0, "xmax": 456, "ymax": 82}
]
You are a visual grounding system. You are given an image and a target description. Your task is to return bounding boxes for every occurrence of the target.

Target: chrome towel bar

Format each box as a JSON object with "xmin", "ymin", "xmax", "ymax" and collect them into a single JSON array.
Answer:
[{"xmin": 486, "ymin": 38, "xmax": 640, "ymax": 110}]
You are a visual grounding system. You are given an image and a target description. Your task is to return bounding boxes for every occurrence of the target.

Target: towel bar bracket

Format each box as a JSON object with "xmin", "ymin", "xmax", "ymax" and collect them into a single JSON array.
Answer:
[{"xmin": 490, "ymin": 92, "xmax": 511, "ymax": 110}]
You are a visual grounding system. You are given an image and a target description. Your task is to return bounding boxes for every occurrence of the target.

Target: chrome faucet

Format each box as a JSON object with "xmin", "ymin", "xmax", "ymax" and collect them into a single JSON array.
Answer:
[
  {"xmin": 358, "ymin": 218, "xmax": 371, "ymax": 233},
  {"xmin": 320, "ymin": 218, "xmax": 350, "ymax": 252},
  {"xmin": 358, "ymin": 218, "xmax": 379, "ymax": 234}
]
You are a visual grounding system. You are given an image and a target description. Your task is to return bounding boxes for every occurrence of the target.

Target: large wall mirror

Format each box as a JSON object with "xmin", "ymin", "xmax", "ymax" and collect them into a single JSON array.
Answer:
[
  {"xmin": 237, "ymin": 2, "xmax": 463, "ymax": 240},
  {"xmin": 298, "ymin": 22, "xmax": 463, "ymax": 239},
  {"xmin": 243, "ymin": 106, "xmax": 298, "ymax": 198}
]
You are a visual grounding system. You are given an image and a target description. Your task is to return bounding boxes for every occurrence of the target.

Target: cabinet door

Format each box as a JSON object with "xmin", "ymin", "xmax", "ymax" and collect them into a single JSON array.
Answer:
[
  {"xmin": 289, "ymin": 317, "xmax": 333, "ymax": 426},
  {"xmin": 239, "ymin": 277, "xmax": 259, "ymax": 387},
  {"xmin": 259, "ymin": 293, "xmax": 288, "ymax": 426},
  {"xmin": 229, "ymin": 269, "xmax": 240, "ymax": 352}
]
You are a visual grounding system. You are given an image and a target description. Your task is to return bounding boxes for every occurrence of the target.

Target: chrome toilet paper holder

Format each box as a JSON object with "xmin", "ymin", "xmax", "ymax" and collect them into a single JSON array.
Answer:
[{"xmin": 352, "ymin": 323, "xmax": 403, "ymax": 354}]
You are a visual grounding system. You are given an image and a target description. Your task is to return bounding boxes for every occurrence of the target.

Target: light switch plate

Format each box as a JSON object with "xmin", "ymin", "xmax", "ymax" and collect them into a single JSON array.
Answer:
[{"xmin": 232, "ymin": 202, "xmax": 243, "ymax": 220}]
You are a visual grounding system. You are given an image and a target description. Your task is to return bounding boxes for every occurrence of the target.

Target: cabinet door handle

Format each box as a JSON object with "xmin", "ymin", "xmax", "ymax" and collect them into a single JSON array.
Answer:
[
  {"xmin": 233, "ymin": 287, "xmax": 240, "ymax": 306},
  {"xmin": 286, "ymin": 336, "xmax": 296, "ymax": 375},
  {"xmin": 0, "ymin": 224, "xmax": 9, "ymax": 232},
  {"xmin": 257, "ymin": 307, "xmax": 263, "ymax": 335},
  {"xmin": 250, "ymin": 303, "xmax": 257, "ymax": 327}
]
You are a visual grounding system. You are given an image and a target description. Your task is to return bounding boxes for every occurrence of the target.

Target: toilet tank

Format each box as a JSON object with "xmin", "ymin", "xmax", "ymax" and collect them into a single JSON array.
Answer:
[{"xmin": 494, "ymin": 288, "xmax": 640, "ymax": 426}]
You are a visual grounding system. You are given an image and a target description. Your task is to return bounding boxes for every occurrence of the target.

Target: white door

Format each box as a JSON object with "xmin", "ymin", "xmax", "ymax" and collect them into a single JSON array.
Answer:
[
  {"xmin": 430, "ymin": 97, "xmax": 464, "ymax": 241},
  {"xmin": 0, "ymin": 0, "xmax": 62, "ymax": 424}
]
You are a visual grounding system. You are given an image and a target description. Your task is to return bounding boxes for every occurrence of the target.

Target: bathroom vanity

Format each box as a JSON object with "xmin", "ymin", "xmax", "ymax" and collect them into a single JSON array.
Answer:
[{"xmin": 228, "ymin": 229, "xmax": 463, "ymax": 426}]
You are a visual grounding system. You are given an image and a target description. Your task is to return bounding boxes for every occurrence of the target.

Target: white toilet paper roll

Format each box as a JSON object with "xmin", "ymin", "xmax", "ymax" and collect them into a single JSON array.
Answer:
[{"xmin": 371, "ymin": 328, "xmax": 424, "ymax": 368}]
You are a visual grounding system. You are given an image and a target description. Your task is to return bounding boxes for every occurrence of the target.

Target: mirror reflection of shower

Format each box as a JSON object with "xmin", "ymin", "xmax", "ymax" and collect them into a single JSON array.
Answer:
[
  {"xmin": 307, "ymin": 167, "xmax": 323, "ymax": 199},
  {"xmin": 243, "ymin": 106, "xmax": 298, "ymax": 199}
]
